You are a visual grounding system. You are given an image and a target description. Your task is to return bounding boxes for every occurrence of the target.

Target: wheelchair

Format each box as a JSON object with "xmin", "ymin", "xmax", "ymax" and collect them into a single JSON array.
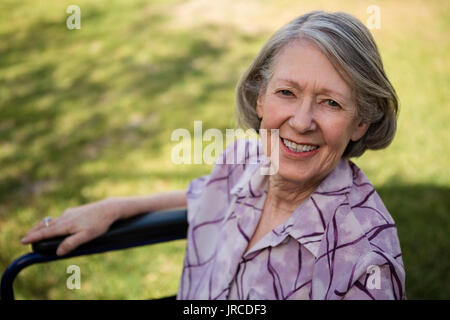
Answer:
[{"xmin": 1, "ymin": 208, "xmax": 188, "ymax": 300}]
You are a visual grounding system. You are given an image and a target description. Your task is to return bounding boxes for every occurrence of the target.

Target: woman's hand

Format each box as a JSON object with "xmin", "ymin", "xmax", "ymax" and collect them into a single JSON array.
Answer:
[
  {"xmin": 21, "ymin": 198, "xmax": 121, "ymax": 256},
  {"xmin": 20, "ymin": 190, "xmax": 187, "ymax": 256}
]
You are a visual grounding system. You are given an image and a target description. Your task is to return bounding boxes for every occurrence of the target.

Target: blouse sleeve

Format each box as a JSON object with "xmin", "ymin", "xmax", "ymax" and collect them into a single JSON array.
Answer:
[
  {"xmin": 184, "ymin": 139, "xmax": 259, "ymax": 224},
  {"xmin": 185, "ymin": 174, "xmax": 211, "ymax": 224}
]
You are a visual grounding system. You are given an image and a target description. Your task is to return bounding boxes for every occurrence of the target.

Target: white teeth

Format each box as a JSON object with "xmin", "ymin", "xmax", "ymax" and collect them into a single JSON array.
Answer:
[{"xmin": 283, "ymin": 138, "xmax": 319, "ymax": 153}]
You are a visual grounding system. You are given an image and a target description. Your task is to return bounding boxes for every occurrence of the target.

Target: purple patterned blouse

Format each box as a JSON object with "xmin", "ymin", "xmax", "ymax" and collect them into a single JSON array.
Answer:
[{"xmin": 177, "ymin": 139, "xmax": 405, "ymax": 300}]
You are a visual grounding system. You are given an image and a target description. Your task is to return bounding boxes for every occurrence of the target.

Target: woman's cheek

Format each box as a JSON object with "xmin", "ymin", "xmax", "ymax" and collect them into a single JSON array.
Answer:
[{"xmin": 324, "ymin": 119, "xmax": 354, "ymax": 153}]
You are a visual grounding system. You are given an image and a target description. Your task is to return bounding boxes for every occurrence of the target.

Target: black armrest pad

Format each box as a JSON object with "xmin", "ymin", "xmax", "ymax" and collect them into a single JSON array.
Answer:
[{"xmin": 32, "ymin": 208, "xmax": 188, "ymax": 256}]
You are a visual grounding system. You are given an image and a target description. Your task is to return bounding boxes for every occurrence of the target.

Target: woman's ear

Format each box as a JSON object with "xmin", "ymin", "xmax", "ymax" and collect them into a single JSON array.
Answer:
[{"xmin": 350, "ymin": 120, "xmax": 370, "ymax": 142}]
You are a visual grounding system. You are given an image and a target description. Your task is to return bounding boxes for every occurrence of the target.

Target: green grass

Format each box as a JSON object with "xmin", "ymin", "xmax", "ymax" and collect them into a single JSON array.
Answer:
[{"xmin": 0, "ymin": 0, "xmax": 449, "ymax": 299}]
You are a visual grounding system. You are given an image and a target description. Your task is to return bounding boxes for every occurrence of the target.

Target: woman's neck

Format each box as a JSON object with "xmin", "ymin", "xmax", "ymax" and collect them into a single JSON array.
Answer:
[{"xmin": 266, "ymin": 174, "xmax": 321, "ymax": 218}]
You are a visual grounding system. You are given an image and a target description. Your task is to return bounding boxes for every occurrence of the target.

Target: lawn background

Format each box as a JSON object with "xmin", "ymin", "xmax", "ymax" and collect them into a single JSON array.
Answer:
[{"xmin": 0, "ymin": 0, "xmax": 449, "ymax": 299}]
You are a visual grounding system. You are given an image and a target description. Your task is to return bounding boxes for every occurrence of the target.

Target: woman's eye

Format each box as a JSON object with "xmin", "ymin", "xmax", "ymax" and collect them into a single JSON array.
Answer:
[
  {"xmin": 278, "ymin": 89, "xmax": 294, "ymax": 97},
  {"xmin": 326, "ymin": 99, "xmax": 341, "ymax": 108}
]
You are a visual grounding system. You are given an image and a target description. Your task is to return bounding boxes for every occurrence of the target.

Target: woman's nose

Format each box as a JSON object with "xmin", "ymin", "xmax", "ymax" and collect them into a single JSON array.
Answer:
[{"xmin": 288, "ymin": 99, "xmax": 317, "ymax": 133}]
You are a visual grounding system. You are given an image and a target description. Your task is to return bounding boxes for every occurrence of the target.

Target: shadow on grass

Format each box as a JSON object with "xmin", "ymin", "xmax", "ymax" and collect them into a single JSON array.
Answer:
[
  {"xmin": 0, "ymin": 13, "xmax": 243, "ymax": 210},
  {"xmin": 375, "ymin": 183, "xmax": 450, "ymax": 300}
]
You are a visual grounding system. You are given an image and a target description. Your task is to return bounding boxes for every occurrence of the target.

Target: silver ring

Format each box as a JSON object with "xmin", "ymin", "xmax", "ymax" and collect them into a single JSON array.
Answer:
[{"xmin": 43, "ymin": 216, "xmax": 52, "ymax": 227}]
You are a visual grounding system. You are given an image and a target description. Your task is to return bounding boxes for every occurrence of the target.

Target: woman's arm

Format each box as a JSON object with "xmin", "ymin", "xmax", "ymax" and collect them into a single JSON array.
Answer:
[
  {"xmin": 112, "ymin": 190, "xmax": 187, "ymax": 220},
  {"xmin": 21, "ymin": 190, "xmax": 187, "ymax": 256}
]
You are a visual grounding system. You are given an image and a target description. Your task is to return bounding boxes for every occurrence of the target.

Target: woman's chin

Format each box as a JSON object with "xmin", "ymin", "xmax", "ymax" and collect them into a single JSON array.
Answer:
[{"xmin": 274, "ymin": 166, "xmax": 315, "ymax": 186}]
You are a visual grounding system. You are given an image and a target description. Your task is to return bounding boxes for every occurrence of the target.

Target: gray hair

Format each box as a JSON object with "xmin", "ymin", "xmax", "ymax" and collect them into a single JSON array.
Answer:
[{"xmin": 235, "ymin": 11, "xmax": 399, "ymax": 158}]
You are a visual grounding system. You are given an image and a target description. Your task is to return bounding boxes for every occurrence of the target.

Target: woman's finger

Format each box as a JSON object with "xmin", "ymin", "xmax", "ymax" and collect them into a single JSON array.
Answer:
[
  {"xmin": 21, "ymin": 222, "xmax": 70, "ymax": 244},
  {"xmin": 23, "ymin": 216, "xmax": 61, "ymax": 238},
  {"xmin": 56, "ymin": 232, "xmax": 88, "ymax": 256},
  {"xmin": 24, "ymin": 220, "xmax": 49, "ymax": 236}
]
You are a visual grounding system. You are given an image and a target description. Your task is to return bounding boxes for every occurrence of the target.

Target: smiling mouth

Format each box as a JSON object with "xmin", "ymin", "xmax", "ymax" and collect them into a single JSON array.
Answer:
[{"xmin": 281, "ymin": 138, "xmax": 320, "ymax": 153}]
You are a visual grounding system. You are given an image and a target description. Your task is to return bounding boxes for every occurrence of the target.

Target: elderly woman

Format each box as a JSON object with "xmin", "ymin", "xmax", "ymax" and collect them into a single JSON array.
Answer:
[{"xmin": 21, "ymin": 11, "xmax": 405, "ymax": 300}]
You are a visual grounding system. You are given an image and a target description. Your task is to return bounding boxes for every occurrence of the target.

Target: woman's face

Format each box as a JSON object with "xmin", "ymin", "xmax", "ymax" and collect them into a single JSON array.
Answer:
[{"xmin": 257, "ymin": 38, "xmax": 368, "ymax": 187}]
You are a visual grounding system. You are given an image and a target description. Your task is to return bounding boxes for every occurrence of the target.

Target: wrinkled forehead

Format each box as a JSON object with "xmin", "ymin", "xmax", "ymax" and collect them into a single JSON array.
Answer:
[{"xmin": 271, "ymin": 38, "xmax": 355, "ymax": 99}]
